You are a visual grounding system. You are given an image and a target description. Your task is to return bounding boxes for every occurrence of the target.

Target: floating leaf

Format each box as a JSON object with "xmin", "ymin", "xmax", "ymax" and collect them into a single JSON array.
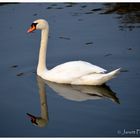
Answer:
[
  {"xmin": 11, "ymin": 65, "xmax": 18, "ymax": 68},
  {"xmin": 85, "ymin": 42, "xmax": 93, "ymax": 45},
  {"xmin": 59, "ymin": 36, "xmax": 71, "ymax": 40},
  {"xmin": 104, "ymin": 53, "xmax": 112, "ymax": 57},
  {"xmin": 16, "ymin": 72, "xmax": 24, "ymax": 77}
]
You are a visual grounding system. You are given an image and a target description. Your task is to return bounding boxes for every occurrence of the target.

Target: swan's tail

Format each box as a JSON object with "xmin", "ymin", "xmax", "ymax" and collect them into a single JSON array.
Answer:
[
  {"xmin": 107, "ymin": 68, "xmax": 121, "ymax": 78},
  {"xmin": 71, "ymin": 68, "xmax": 121, "ymax": 85},
  {"xmin": 103, "ymin": 68, "xmax": 121, "ymax": 83}
]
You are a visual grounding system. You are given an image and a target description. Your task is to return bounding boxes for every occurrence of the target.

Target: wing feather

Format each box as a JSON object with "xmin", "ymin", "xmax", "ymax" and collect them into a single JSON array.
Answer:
[{"xmin": 51, "ymin": 61, "xmax": 107, "ymax": 74}]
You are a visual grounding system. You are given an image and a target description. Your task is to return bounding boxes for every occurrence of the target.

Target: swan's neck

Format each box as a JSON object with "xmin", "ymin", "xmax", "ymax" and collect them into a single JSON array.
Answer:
[{"xmin": 37, "ymin": 28, "xmax": 49, "ymax": 75}]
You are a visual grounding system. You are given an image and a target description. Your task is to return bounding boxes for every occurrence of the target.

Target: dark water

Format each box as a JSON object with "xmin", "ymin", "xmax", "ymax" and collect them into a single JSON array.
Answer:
[{"xmin": 0, "ymin": 3, "xmax": 140, "ymax": 137}]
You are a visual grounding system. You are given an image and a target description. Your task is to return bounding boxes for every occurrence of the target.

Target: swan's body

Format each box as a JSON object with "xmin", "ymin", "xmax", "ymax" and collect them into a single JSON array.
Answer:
[{"xmin": 28, "ymin": 19, "xmax": 121, "ymax": 85}]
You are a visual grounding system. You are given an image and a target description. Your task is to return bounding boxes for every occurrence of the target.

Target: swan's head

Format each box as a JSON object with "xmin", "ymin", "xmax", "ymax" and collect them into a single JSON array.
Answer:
[
  {"xmin": 27, "ymin": 19, "xmax": 48, "ymax": 33},
  {"xmin": 27, "ymin": 113, "xmax": 48, "ymax": 128}
]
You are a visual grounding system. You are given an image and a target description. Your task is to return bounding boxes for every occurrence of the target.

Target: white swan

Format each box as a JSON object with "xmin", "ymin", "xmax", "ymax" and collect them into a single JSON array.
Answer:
[
  {"xmin": 27, "ymin": 76, "xmax": 48, "ymax": 127},
  {"xmin": 27, "ymin": 19, "xmax": 121, "ymax": 85}
]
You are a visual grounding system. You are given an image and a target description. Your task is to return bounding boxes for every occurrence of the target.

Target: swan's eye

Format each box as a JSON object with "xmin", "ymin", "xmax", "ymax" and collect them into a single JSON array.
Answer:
[{"xmin": 31, "ymin": 23, "xmax": 38, "ymax": 28}]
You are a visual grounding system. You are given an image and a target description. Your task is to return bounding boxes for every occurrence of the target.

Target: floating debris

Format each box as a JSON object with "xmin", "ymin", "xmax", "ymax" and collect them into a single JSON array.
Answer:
[
  {"xmin": 59, "ymin": 36, "xmax": 71, "ymax": 40},
  {"xmin": 104, "ymin": 53, "xmax": 112, "ymax": 57},
  {"xmin": 46, "ymin": 7, "xmax": 52, "ymax": 10},
  {"xmin": 33, "ymin": 13, "xmax": 37, "ymax": 16},
  {"xmin": 32, "ymin": 71, "xmax": 36, "ymax": 74},
  {"xmin": 81, "ymin": 5, "xmax": 87, "ymax": 8},
  {"xmin": 120, "ymin": 69, "xmax": 129, "ymax": 73},
  {"xmin": 85, "ymin": 42, "xmax": 93, "ymax": 45},
  {"xmin": 65, "ymin": 3, "xmax": 77, "ymax": 8},
  {"xmin": 91, "ymin": 8, "xmax": 102, "ymax": 12},
  {"xmin": 11, "ymin": 65, "xmax": 18, "ymax": 68},
  {"xmin": 16, "ymin": 71, "xmax": 36, "ymax": 77},
  {"xmin": 85, "ymin": 12, "xmax": 93, "ymax": 15},
  {"xmin": 55, "ymin": 7, "xmax": 63, "ymax": 9},
  {"xmin": 85, "ymin": 8, "xmax": 102, "ymax": 15},
  {"xmin": 16, "ymin": 72, "xmax": 24, "ymax": 77},
  {"xmin": 128, "ymin": 48, "xmax": 132, "ymax": 50}
]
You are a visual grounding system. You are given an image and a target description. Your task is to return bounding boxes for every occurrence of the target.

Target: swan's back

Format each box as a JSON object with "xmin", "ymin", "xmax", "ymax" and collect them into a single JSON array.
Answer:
[{"xmin": 50, "ymin": 61, "xmax": 106, "ymax": 74}]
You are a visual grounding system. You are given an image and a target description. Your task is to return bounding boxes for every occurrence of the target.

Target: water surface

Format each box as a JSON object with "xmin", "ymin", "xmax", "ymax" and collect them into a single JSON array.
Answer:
[{"xmin": 0, "ymin": 3, "xmax": 140, "ymax": 137}]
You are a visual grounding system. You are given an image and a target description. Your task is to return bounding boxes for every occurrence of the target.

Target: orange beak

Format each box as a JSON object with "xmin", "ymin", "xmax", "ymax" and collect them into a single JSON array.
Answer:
[{"xmin": 27, "ymin": 25, "xmax": 36, "ymax": 33}]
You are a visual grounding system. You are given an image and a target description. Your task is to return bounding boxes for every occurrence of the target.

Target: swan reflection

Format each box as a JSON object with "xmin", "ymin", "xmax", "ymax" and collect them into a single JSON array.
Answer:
[
  {"xmin": 27, "ymin": 76, "xmax": 48, "ymax": 127},
  {"xmin": 45, "ymin": 80, "xmax": 119, "ymax": 103},
  {"xmin": 27, "ymin": 76, "xmax": 119, "ymax": 127}
]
